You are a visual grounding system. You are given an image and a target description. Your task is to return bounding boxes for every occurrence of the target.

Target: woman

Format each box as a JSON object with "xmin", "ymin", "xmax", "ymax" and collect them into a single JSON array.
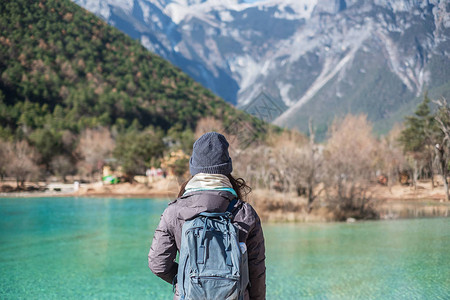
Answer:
[{"xmin": 148, "ymin": 132, "xmax": 266, "ymax": 300}]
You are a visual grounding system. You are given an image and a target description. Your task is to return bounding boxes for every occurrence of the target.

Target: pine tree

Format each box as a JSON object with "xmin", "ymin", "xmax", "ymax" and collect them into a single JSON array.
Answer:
[{"xmin": 399, "ymin": 93, "xmax": 440, "ymax": 189}]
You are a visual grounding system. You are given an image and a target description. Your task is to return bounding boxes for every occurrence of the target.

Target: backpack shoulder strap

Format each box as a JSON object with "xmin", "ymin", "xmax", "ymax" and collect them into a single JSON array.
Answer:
[
  {"xmin": 226, "ymin": 198, "xmax": 238, "ymax": 214},
  {"xmin": 198, "ymin": 198, "xmax": 239, "ymax": 219}
]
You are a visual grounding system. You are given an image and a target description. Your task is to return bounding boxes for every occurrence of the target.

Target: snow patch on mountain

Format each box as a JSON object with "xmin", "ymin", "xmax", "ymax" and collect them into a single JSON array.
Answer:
[
  {"xmin": 162, "ymin": 0, "xmax": 317, "ymax": 24},
  {"xmin": 76, "ymin": 0, "xmax": 113, "ymax": 20},
  {"xmin": 277, "ymin": 82, "xmax": 294, "ymax": 106}
]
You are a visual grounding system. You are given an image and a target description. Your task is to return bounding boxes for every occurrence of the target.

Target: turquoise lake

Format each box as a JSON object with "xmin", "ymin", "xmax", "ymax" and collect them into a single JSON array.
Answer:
[{"xmin": 0, "ymin": 197, "xmax": 449, "ymax": 299}]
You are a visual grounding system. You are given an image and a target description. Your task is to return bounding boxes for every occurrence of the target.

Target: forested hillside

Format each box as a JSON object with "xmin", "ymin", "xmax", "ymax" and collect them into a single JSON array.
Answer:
[{"xmin": 0, "ymin": 0, "xmax": 264, "ymax": 180}]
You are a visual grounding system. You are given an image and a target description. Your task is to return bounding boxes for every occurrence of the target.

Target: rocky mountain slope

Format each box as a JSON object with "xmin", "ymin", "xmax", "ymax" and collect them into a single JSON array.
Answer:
[{"xmin": 73, "ymin": 0, "xmax": 450, "ymax": 135}]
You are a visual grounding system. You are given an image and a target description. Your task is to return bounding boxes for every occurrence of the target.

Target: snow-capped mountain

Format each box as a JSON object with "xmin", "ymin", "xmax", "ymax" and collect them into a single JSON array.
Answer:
[{"xmin": 73, "ymin": 0, "xmax": 450, "ymax": 134}]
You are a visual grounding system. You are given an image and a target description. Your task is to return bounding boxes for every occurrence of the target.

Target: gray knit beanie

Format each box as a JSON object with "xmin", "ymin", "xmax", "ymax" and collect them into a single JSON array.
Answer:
[{"xmin": 189, "ymin": 132, "xmax": 233, "ymax": 176}]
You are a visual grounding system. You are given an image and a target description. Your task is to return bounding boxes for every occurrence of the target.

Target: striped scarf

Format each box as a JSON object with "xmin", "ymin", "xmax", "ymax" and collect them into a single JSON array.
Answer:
[{"xmin": 183, "ymin": 173, "xmax": 237, "ymax": 197}]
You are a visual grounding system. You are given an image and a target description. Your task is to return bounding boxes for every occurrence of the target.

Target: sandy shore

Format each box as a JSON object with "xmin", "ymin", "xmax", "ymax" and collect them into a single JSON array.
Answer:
[
  {"xmin": 0, "ymin": 177, "xmax": 181, "ymax": 199},
  {"xmin": 371, "ymin": 180, "xmax": 447, "ymax": 202}
]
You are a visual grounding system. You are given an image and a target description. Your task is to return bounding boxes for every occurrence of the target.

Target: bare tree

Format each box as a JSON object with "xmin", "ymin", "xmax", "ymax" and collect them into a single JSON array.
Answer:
[
  {"xmin": 324, "ymin": 115, "xmax": 378, "ymax": 219},
  {"xmin": 264, "ymin": 128, "xmax": 325, "ymax": 212},
  {"xmin": 195, "ymin": 116, "xmax": 246, "ymax": 159},
  {"xmin": 76, "ymin": 127, "xmax": 115, "ymax": 180},
  {"xmin": 195, "ymin": 117, "xmax": 225, "ymax": 139},
  {"xmin": 232, "ymin": 144, "xmax": 270, "ymax": 189},
  {"xmin": 303, "ymin": 119, "xmax": 325, "ymax": 212},
  {"xmin": 435, "ymin": 144, "xmax": 449, "ymax": 201},
  {"xmin": 433, "ymin": 98, "xmax": 450, "ymax": 201},
  {"xmin": 377, "ymin": 125, "xmax": 408, "ymax": 189},
  {"xmin": 266, "ymin": 130, "xmax": 305, "ymax": 192},
  {"xmin": 4, "ymin": 140, "xmax": 40, "ymax": 187},
  {"xmin": 0, "ymin": 139, "xmax": 9, "ymax": 180}
]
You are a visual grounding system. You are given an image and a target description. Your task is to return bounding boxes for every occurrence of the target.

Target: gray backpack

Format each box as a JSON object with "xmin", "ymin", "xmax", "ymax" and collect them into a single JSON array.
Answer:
[{"xmin": 176, "ymin": 199, "xmax": 249, "ymax": 300}]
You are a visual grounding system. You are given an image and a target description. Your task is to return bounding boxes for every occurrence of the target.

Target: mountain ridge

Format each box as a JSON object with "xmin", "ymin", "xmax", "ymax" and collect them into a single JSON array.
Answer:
[{"xmin": 74, "ymin": 0, "xmax": 450, "ymax": 135}]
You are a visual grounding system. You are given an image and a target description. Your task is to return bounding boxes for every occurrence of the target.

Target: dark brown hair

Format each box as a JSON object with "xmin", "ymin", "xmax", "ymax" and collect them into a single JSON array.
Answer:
[{"xmin": 177, "ymin": 174, "xmax": 252, "ymax": 200}]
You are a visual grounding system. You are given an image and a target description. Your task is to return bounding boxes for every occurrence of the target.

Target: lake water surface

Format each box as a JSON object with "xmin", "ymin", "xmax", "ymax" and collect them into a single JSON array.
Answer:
[{"xmin": 0, "ymin": 197, "xmax": 448, "ymax": 299}]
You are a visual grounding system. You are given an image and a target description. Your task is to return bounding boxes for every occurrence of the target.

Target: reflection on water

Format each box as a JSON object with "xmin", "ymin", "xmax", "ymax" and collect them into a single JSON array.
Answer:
[
  {"xmin": 378, "ymin": 200, "xmax": 450, "ymax": 219},
  {"xmin": 0, "ymin": 197, "xmax": 449, "ymax": 299}
]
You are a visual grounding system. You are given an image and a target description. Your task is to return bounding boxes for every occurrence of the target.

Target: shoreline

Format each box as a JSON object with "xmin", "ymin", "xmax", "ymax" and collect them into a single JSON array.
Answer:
[
  {"xmin": 1, "ymin": 180, "xmax": 449, "ymax": 222},
  {"xmin": 0, "ymin": 191, "xmax": 172, "ymax": 199},
  {"xmin": 0, "ymin": 179, "xmax": 180, "ymax": 199}
]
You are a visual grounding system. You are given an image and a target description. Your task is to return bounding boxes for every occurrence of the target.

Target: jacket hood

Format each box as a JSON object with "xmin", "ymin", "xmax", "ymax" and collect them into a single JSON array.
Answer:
[{"xmin": 175, "ymin": 190, "xmax": 236, "ymax": 220}]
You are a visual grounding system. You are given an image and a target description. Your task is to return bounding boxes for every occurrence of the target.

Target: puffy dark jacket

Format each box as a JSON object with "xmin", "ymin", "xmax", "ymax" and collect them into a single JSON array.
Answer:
[{"xmin": 148, "ymin": 190, "xmax": 266, "ymax": 300}]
